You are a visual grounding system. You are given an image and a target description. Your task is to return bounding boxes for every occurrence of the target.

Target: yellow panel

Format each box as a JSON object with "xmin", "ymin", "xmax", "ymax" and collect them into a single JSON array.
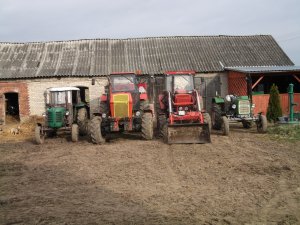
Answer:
[{"xmin": 113, "ymin": 94, "xmax": 129, "ymax": 118}]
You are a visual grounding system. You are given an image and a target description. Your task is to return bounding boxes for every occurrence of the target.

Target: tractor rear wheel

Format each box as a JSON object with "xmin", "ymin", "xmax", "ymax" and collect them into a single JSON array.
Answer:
[
  {"xmin": 35, "ymin": 125, "xmax": 45, "ymax": 144},
  {"xmin": 221, "ymin": 116, "xmax": 229, "ymax": 136},
  {"xmin": 203, "ymin": 112, "xmax": 212, "ymax": 133},
  {"xmin": 89, "ymin": 116, "xmax": 105, "ymax": 144},
  {"xmin": 257, "ymin": 114, "xmax": 267, "ymax": 133},
  {"xmin": 77, "ymin": 108, "xmax": 88, "ymax": 136},
  {"xmin": 71, "ymin": 124, "xmax": 79, "ymax": 142},
  {"xmin": 212, "ymin": 103, "xmax": 222, "ymax": 130},
  {"xmin": 141, "ymin": 112, "xmax": 153, "ymax": 140},
  {"xmin": 158, "ymin": 114, "xmax": 167, "ymax": 137}
]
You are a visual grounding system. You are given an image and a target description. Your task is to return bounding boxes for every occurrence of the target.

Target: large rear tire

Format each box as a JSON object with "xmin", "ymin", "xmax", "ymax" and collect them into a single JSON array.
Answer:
[
  {"xmin": 221, "ymin": 116, "xmax": 229, "ymax": 136},
  {"xmin": 157, "ymin": 114, "xmax": 167, "ymax": 138},
  {"xmin": 89, "ymin": 116, "xmax": 105, "ymax": 144},
  {"xmin": 141, "ymin": 112, "xmax": 153, "ymax": 140},
  {"xmin": 257, "ymin": 114, "xmax": 267, "ymax": 133},
  {"xmin": 71, "ymin": 124, "xmax": 79, "ymax": 142},
  {"xmin": 203, "ymin": 112, "xmax": 212, "ymax": 133},
  {"xmin": 35, "ymin": 125, "xmax": 45, "ymax": 144},
  {"xmin": 212, "ymin": 103, "xmax": 222, "ymax": 130},
  {"xmin": 77, "ymin": 108, "xmax": 88, "ymax": 136}
]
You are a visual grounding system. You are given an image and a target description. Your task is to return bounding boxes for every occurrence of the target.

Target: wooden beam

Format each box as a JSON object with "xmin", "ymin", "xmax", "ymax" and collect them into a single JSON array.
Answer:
[
  {"xmin": 252, "ymin": 75, "xmax": 264, "ymax": 89},
  {"xmin": 293, "ymin": 74, "xmax": 300, "ymax": 84}
]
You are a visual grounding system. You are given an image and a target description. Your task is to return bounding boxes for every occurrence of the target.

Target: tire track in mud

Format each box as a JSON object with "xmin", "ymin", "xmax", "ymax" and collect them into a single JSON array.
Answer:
[{"xmin": 260, "ymin": 172, "xmax": 300, "ymax": 224}]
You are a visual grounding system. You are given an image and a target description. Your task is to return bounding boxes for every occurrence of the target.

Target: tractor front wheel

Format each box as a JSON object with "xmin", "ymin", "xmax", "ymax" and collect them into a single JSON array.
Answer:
[
  {"xmin": 77, "ymin": 108, "xmax": 88, "ymax": 136},
  {"xmin": 35, "ymin": 125, "xmax": 45, "ymax": 144},
  {"xmin": 89, "ymin": 116, "xmax": 105, "ymax": 144},
  {"xmin": 142, "ymin": 112, "xmax": 153, "ymax": 140},
  {"xmin": 257, "ymin": 115, "xmax": 267, "ymax": 133},
  {"xmin": 221, "ymin": 116, "xmax": 229, "ymax": 136},
  {"xmin": 71, "ymin": 124, "xmax": 79, "ymax": 142}
]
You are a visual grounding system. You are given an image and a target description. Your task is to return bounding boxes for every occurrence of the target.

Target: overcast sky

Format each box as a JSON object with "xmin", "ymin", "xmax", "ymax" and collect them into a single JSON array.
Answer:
[{"xmin": 1, "ymin": 0, "xmax": 299, "ymax": 64}]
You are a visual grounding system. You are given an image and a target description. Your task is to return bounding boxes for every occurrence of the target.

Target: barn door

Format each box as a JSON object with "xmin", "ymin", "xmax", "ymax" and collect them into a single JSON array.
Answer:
[{"xmin": 197, "ymin": 76, "xmax": 221, "ymax": 113}]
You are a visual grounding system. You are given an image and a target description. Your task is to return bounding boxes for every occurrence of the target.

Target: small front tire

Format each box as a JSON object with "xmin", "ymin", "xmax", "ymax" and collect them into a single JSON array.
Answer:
[
  {"xmin": 89, "ymin": 116, "xmax": 105, "ymax": 144},
  {"xmin": 71, "ymin": 124, "xmax": 79, "ymax": 142},
  {"xmin": 35, "ymin": 125, "xmax": 45, "ymax": 145},
  {"xmin": 257, "ymin": 115, "xmax": 267, "ymax": 133},
  {"xmin": 141, "ymin": 112, "xmax": 154, "ymax": 140},
  {"xmin": 221, "ymin": 116, "xmax": 229, "ymax": 136}
]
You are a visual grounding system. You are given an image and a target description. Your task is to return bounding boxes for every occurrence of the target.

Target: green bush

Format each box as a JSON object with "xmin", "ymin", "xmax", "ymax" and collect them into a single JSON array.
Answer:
[{"xmin": 267, "ymin": 84, "xmax": 282, "ymax": 122}]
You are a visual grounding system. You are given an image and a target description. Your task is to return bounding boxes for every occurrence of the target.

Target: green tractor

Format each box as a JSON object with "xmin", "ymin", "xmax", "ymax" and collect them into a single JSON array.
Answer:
[
  {"xmin": 211, "ymin": 94, "xmax": 267, "ymax": 135},
  {"xmin": 35, "ymin": 87, "xmax": 89, "ymax": 144}
]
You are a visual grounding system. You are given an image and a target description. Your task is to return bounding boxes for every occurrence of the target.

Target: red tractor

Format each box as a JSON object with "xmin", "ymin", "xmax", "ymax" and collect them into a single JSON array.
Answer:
[
  {"xmin": 157, "ymin": 71, "xmax": 211, "ymax": 144},
  {"xmin": 89, "ymin": 72, "xmax": 154, "ymax": 143}
]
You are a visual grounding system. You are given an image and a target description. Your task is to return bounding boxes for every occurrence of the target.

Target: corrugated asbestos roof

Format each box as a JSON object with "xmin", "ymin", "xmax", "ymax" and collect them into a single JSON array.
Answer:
[
  {"xmin": 0, "ymin": 35, "xmax": 294, "ymax": 79},
  {"xmin": 225, "ymin": 66, "xmax": 300, "ymax": 74}
]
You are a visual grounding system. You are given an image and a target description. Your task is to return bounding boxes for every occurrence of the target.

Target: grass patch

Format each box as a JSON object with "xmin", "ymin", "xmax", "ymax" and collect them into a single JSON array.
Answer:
[{"xmin": 268, "ymin": 124, "xmax": 300, "ymax": 142}]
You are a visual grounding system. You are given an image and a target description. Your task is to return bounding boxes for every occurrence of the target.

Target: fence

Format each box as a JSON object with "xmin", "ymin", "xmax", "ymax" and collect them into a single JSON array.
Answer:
[{"xmin": 252, "ymin": 93, "xmax": 300, "ymax": 115}]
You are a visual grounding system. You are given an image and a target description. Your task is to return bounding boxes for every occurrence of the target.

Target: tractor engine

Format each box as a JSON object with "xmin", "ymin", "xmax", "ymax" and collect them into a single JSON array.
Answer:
[{"xmin": 47, "ymin": 107, "xmax": 67, "ymax": 128}]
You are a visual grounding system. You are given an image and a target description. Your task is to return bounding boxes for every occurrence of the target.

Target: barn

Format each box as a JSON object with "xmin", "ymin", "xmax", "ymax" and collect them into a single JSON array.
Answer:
[{"xmin": 0, "ymin": 35, "xmax": 297, "ymax": 124}]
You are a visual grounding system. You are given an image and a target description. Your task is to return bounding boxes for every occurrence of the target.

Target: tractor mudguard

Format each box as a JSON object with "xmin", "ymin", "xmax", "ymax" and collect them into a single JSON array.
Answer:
[{"xmin": 212, "ymin": 97, "xmax": 225, "ymax": 104}]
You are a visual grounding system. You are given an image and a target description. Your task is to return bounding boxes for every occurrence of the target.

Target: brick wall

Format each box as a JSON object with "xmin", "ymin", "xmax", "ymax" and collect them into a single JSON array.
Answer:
[
  {"xmin": 26, "ymin": 77, "xmax": 107, "ymax": 117},
  {"xmin": 0, "ymin": 82, "xmax": 29, "ymax": 123}
]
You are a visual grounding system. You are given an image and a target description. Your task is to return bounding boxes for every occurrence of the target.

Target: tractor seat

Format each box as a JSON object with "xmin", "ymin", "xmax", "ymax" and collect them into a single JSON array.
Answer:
[{"xmin": 173, "ymin": 93, "xmax": 194, "ymax": 106}]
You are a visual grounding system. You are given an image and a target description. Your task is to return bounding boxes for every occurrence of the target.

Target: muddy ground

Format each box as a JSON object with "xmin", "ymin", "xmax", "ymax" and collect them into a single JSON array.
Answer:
[{"xmin": 0, "ymin": 124, "xmax": 300, "ymax": 225}]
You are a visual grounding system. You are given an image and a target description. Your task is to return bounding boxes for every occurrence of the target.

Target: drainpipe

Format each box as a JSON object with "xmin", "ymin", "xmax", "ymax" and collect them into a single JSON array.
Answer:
[{"xmin": 288, "ymin": 83, "xmax": 296, "ymax": 122}]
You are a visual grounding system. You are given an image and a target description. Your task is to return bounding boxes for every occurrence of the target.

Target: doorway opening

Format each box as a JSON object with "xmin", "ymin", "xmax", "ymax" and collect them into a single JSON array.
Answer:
[{"xmin": 4, "ymin": 92, "xmax": 20, "ymax": 123}]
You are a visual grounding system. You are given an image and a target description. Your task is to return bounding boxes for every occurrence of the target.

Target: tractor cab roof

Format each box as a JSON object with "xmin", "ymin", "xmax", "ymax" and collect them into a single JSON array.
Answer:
[{"xmin": 47, "ymin": 87, "xmax": 80, "ymax": 92}]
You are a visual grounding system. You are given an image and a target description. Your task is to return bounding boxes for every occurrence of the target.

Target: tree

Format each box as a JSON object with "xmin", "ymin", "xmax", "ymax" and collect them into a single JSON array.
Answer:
[{"xmin": 267, "ymin": 84, "xmax": 282, "ymax": 122}]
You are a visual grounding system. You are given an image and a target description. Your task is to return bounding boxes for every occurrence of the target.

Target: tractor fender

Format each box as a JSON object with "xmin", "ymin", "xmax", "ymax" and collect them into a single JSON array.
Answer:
[{"xmin": 212, "ymin": 97, "xmax": 225, "ymax": 104}]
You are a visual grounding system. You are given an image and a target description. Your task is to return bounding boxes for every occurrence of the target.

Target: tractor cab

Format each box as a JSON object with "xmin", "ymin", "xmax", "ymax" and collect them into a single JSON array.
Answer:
[
  {"xmin": 160, "ymin": 71, "xmax": 199, "ymax": 115},
  {"xmin": 165, "ymin": 73, "xmax": 195, "ymax": 93},
  {"xmin": 45, "ymin": 87, "xmax": 82, "ymax": 127},
  {"xmin": 109, "ymin": 73, "xmax": 138, "ymax": 93},
  {"xmin": 157, "ymin": 71, "xmax": 211, "ymax": 144},
  {"xmin": 35, "ymin": 87, "xmax": 89, "ymax": 144}
]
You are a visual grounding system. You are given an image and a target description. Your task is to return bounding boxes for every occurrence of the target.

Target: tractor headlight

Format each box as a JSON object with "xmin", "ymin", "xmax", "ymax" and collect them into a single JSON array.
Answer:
[
  {"xmin": 102, "ymin": 113, "xmax": 107, "ymax": 118},
  {"xmin": 232, "ymin": 104, "xmax": 236, "ymax": 109},
  {"xmin": 136, "ymin": 111, "xmax": 141, "ymax": 117},
  {"xmin": 42, "ymin": 112, "xmax": 46, "ymax": 117},
  {"xmin": 179, "ymin": 107, "xmax": 183, "ymax": 111},
  {"xmin": 225, "ymin": 95, "xmax": 231, "ymax": 102},
  {"xmin": 65, "ymin": 111, "xmax": 70, "ymax": 116},
  {"xmin": 185, "ymin": 106, "xmax": 189, "ymax": 111},
  {"xmin": 252, "ymin": 104, "xmax": 255, "ymax": 108}
]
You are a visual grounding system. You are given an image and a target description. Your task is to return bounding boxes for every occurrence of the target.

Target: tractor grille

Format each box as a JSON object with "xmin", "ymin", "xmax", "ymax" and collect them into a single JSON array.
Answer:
[
  {"xmin": 47, "ymin": 110, "xmax": 64, "ymax": 128},
  {"xmin": 238, "ymin": 100, "xmax": 250, "ymax": 115},
  {"xmin": 113, "ymin": 94, "xmax": 129, "ymax": 118},
  {"xmin": 48, "ymin": 111, "xmax": 63, "ymax": 123}
]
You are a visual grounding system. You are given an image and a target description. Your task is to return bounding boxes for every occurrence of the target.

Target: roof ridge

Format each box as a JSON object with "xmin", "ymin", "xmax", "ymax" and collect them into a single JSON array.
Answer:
[{"xmin": 0, "ymin": 34, "xmax": 272, "ymax": 45}]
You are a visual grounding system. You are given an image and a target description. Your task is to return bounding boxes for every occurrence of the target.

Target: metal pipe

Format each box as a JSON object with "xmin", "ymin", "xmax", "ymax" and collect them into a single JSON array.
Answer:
[
  {"xmin": 288, "ymin": 83, "xmax": 295, "ymax": 121},
  {"xmin": 168, "ymin": 91, "xmax": 173, "ymax": 113}
]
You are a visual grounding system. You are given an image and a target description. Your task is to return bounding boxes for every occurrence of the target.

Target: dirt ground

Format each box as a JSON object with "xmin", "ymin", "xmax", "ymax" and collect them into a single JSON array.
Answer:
[{"xmin": 0, "ymin": 122, "xmax": 300, "ymax": 225}]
